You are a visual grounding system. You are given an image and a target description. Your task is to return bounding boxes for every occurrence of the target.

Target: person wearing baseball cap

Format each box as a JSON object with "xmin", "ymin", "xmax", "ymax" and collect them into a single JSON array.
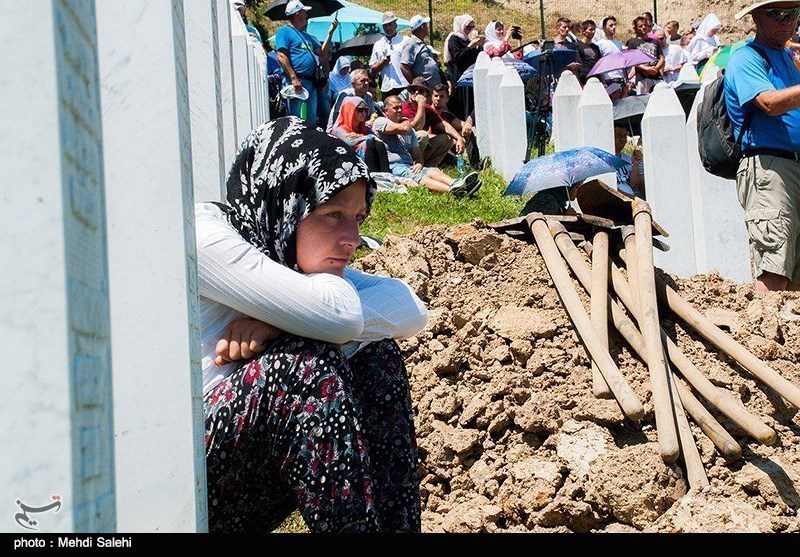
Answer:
[
  {"xmin": 369, "ymin": 12, "xmax": 410, "ymax": 97},
  {"xmin": 724, "ymin": 0, "xmax": 800, "ymax": 291},
  {"xmin": 401, "ymin": 77, "xmax": 466, "ymax": 168},
  {"xmin": 274, "ymin": 0, "xmax": 338, "ymax": 124},
  {"xmin": 399, "ymin": 15, "xmax": 441, "ymax": 89}
]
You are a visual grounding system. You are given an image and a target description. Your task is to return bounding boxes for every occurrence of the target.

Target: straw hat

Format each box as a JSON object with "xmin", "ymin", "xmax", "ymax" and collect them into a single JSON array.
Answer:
[{"xmin": 735, "ymin": 0, "xmax": 800, "ymax": 20}]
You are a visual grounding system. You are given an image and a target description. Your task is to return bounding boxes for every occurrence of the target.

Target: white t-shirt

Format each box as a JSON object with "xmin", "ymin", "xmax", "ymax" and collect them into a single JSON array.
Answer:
[
  {"xmin": 597, "ymin": 38, "xmax": 625, "ymax": 81},
  {"xmin": 195, "ymin": 203, "xmax": 428, "ymax": 394},
  {"xmin": 370, "ymin": 34, "xmax": 410, "ymax": 92},
  {"xmin": 663, "ymin": 45, "xmax": 691, "ymax": 84}
]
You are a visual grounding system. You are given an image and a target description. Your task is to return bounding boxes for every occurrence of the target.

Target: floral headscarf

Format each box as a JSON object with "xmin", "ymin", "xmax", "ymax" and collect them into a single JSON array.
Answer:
[{"xmin": 216, "ymin": 116, "xmax": 376, "ymax": 270}]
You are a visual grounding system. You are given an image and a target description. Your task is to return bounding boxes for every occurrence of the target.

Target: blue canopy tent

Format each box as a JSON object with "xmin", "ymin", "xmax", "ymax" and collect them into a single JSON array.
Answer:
[{"xmin": 305, "ymin": 0, "xmax": 410, "ymax": 46}]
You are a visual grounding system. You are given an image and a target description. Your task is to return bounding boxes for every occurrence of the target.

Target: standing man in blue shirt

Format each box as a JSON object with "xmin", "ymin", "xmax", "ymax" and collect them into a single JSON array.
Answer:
[
  {"xmin": 275, "ymin": 0, "xmax": 337, "ymax": 125},
  {"xmin": 725, "ymin": 1, "xmax": 800, "ymax": 292}
]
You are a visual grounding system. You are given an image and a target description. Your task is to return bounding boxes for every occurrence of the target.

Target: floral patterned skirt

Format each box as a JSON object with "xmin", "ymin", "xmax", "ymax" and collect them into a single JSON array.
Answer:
[{"xmin": 204, "ymin": 334, "xmax": 420, "ymax": 533}]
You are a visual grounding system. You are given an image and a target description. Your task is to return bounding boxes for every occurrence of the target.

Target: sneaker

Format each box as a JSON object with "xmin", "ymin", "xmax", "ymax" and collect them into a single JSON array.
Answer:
[
  {"xmin": 466, "ymin": 178, "xmax": 482, "ymax": 198},
  {"xmin": 449, "ymin": 177, "xmax": 469, "ymax": 198},
  {"xmin": 461, "ymin": 171, "xmax": 480, "ymax": 191}
]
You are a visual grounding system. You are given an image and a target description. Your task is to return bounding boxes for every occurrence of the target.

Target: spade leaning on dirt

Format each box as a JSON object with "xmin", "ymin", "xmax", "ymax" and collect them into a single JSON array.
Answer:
[{"xmin": 352, "ymin": 223, "xmax": 800, "ymax": 533}]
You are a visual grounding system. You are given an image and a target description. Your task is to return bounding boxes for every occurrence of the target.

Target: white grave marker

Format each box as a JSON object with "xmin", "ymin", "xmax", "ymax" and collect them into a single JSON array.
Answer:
[
  {"xmin": 675, "ymin": 62, "xmax": 700, "ymax": 85},
  {"xmin": 473, "ymin": 52, "xmax": 491, "ymax": 159},
  {"xmin": 186, "ymin": 0, "xmax": 226, "ymax": 203},
  {"xmin": 499, "ymin": 66, "xmax": 527, "ymax": 182},
  {"xmin": 216, "ymin": 0, "xmax": 238, "ymax": 174},
  {"xmin": 230, "ymin": 4, "xmax": 254, "ymax": 142},
  {"xmin": 686, "ymin": 86, "xmax": 751, "ymax": 282},
  {"xmin": 486, "ymin": 58, "xmax": 507, "ymax": 172},
  {"xmin": 578, "ymin": 77, "xmax": 616, "ymax": 186},
  {"xmin": 552, "ymin": 70, "xmax": 583, "ymax": 152},
  {"xmin": 641, "ymin": 83, "xmax": 697, "ymax": 276},
  {"xmin": 1, "ymin": 0, "xmax": 115, "ymax": 533},
  {"xmin": 97, "ymin": 0, "xmax": 206, "ymax": 533}
]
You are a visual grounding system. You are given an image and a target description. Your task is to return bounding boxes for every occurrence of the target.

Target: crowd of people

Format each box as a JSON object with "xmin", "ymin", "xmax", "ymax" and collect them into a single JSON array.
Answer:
[{"xmin": 267, "ymin": 1, "xmax": 557, "ymax": 197}]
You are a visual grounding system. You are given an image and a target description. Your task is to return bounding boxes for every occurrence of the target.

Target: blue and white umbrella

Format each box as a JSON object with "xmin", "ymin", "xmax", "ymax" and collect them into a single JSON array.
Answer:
[
  {"xmin": 522, "ymin": 48, "xmax": 579, "ymax": 76},
  {"xmin": 457, "ymin": 57, "xmax": 536, "ymax": 87},
  {"xmin": 504, "ymin": 147, "xmax": 628, "ymax": 197},
  {"xmin": 306, "ymin": 0, "xmax": 410, "ymax": 45}
]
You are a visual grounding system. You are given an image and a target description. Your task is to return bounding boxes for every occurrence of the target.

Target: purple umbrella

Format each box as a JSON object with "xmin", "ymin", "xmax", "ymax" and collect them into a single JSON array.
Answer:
[{"xmin": 587, "ymin": 50, "xmax": 657, "ymax": 78}]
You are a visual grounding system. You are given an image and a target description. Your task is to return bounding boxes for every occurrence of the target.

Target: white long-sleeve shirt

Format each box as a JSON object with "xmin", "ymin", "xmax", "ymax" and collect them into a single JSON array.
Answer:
[{"xmin": 195, "ymin": 203, "xmax": 427, "ymax": 394}]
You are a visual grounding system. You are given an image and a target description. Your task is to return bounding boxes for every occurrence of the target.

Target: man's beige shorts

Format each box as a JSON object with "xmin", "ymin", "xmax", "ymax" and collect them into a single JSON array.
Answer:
[{"xmin": 736, "ymin": 155, "xmax": 800, "ymax": 283}]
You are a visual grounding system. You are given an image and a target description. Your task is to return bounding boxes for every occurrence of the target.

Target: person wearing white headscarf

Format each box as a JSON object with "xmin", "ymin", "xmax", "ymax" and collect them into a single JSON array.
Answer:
[
  {"xmin": 687, "ymin": 13, "xmax": 722, "ymax": 69},
  {"xmin": 328, "ymin": 56, "xmax": 352, "ymax": 103},
  {"xmin": 482, "ymin": 21, "xmax": 522, "ymax": 60},
  {"xmin": 444, "ymin": 14, "xmax": 484, "ymax": 119}
]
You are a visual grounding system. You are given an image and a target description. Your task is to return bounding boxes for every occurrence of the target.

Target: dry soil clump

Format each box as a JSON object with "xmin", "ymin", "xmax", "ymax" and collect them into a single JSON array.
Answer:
[{"xmin": 353, "ymin": 223, "xmax": 800, "ymax": 533}]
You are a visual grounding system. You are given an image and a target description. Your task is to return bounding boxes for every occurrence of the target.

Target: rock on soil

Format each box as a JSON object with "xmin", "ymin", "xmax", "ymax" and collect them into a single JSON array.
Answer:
[{"xmin": 352, "ymin": 224, "xmax": 800, "ymax": 532}]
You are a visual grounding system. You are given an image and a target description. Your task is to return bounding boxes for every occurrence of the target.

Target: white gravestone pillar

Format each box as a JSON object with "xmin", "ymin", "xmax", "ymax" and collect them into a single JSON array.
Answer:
[
  {"xmin": 96, "ymin": 0, "xmax": 206, "ymax": 532},
  {"xmin": 248, "ymin": 41, "xmax": 259, "ymax": 125},
  {"xmin": 701, "ymin": 64, "xmax": 721, "ymax": 84},
  {"xmin": 486, "ymin": 58, "xmax": 507, "ymax": 173},
  {"xmin": 552, "ymin": 70, "xmax": 583, "ymax": 152},
  {"xmin": 642, "ymin": 83, "xmax": 697, "ymax": 276},
  {"xmin": 675, "ymin": 62, "xmax": 700, "ymax": 85},
  {"xmin": 1, "ymin": 0, "xmax": 115, "ymax": 533},
  {"xmin": 216, "ymin": 0, "xmax": 238, "ymax": 175},
  {"xmin": 473, "ymin": 52, "xmax": 491, "ymax": 160},
  {"xmin": 186, "ymin": 0, "xmax": 226, "ymax": 203},
  {"xmin": 686, "ymin": 86, "xmax": 751, "ymax": 282},
  {"xmin": 499, "ymin": 66, "xmax": 527, "ymax": 183},
  {"xmin": 578, "ymin": 77, "xmax": 616, "ymax": 186},
  {"xmin": 255, "ymin": 45, "xmax": 264, "ymax": 124},
  {"xmin": 230, "ymin": 5, "xmax": 253, "ymax": 142},
  {"xmin": 256, "ymin": 46, "xmax": 271, "ymax": 125}
]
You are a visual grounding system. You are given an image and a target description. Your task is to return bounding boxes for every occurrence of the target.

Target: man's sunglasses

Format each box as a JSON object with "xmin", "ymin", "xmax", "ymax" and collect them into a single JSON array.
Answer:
[{"xmin": 761, "ymin": 7, "xmax": 800, "ymax": 22}]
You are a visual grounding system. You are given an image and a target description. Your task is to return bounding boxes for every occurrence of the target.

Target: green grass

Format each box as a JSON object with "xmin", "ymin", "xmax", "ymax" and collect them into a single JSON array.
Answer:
[{"xmin": 360, "ymin": 165, "xmax": 525, "ymax": 241}]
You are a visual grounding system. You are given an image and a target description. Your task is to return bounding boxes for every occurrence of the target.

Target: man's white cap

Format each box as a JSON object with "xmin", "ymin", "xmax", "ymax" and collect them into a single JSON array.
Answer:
[
  {"xmin": 285, "ymin": 0, "xmax": 311, "ymax": 17},
  {"xmin": 381, "ymin": 12, "xmax": 397, "ymax": 26},
  {"xmin": 409, "ymin": 14, "xmax": 431, "ymax": 31},
  {"xmin": 735, "ymin": 0, "xmax": 800, "ymax": 19}
]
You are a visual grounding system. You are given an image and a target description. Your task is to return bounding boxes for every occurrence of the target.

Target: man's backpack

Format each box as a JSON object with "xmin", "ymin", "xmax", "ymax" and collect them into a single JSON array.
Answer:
[{"xmin": 697, "ymin": 43, "xmax": 770, "ymax": 179}]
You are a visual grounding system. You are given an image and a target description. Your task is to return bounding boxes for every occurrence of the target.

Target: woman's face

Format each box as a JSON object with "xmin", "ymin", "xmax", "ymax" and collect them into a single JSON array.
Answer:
[
  {"xmin": 355, "ymin": 104, "xmax": 368, "ymax": 123},
  {"xmin": 495, "ymin": 23, "xmax": 505, "ymax": 38},
  {"xmin": 295, "ymin": 180, "xmax": 367, "ymax": 277}
]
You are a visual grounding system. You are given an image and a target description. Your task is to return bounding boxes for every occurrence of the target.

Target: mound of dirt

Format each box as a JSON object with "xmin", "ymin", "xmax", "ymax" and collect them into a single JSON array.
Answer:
[{"xmin": 352, "ymin": 223, "xmax": 800, "ymax": 533}]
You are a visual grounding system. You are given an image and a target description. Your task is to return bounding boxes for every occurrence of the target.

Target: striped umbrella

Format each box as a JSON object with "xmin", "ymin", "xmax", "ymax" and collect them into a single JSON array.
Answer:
[{"xmin": 699, "ymin": 39, "xmax": 748, "ymax": 80}]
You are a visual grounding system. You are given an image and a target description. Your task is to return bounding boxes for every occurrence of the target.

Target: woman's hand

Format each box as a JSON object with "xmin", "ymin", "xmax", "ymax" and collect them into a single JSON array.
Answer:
[
  {"xmin": 469, "ymin": 35, "xmax": 485, "ymax": 48},
  {"xmin": 215, "ymin": 318, "xmax": 283, "ymax": 366},
  {"xmin": 409, "ymin": 162, "xmax": 424, "ymax": 175}
]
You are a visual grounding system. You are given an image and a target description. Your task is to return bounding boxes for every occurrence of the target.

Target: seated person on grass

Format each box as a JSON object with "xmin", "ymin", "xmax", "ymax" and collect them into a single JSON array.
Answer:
[
  {"xmin": 373, "ymin": 95, "xmax": 481, "ymax": 197},
  {"xmin": 430, "ymin": 83, "xmax": 478, "ymax": 165},
  {"xmin": 326, "ymin": 68, "xmax": 381, "ymax": 133},
  {"xmin": 331, "ymin": 97, "xmax": 390, "ymax": 173},
  {"xmin": 401, "ymin": 77, "xmax": 466, "ymax": 167}
]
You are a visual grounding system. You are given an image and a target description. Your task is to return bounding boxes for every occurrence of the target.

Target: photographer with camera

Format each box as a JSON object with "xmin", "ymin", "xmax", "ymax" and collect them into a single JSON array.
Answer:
[{"xmin": 483, "ymin": 21, "xmax": 523, "ymax": 60}]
